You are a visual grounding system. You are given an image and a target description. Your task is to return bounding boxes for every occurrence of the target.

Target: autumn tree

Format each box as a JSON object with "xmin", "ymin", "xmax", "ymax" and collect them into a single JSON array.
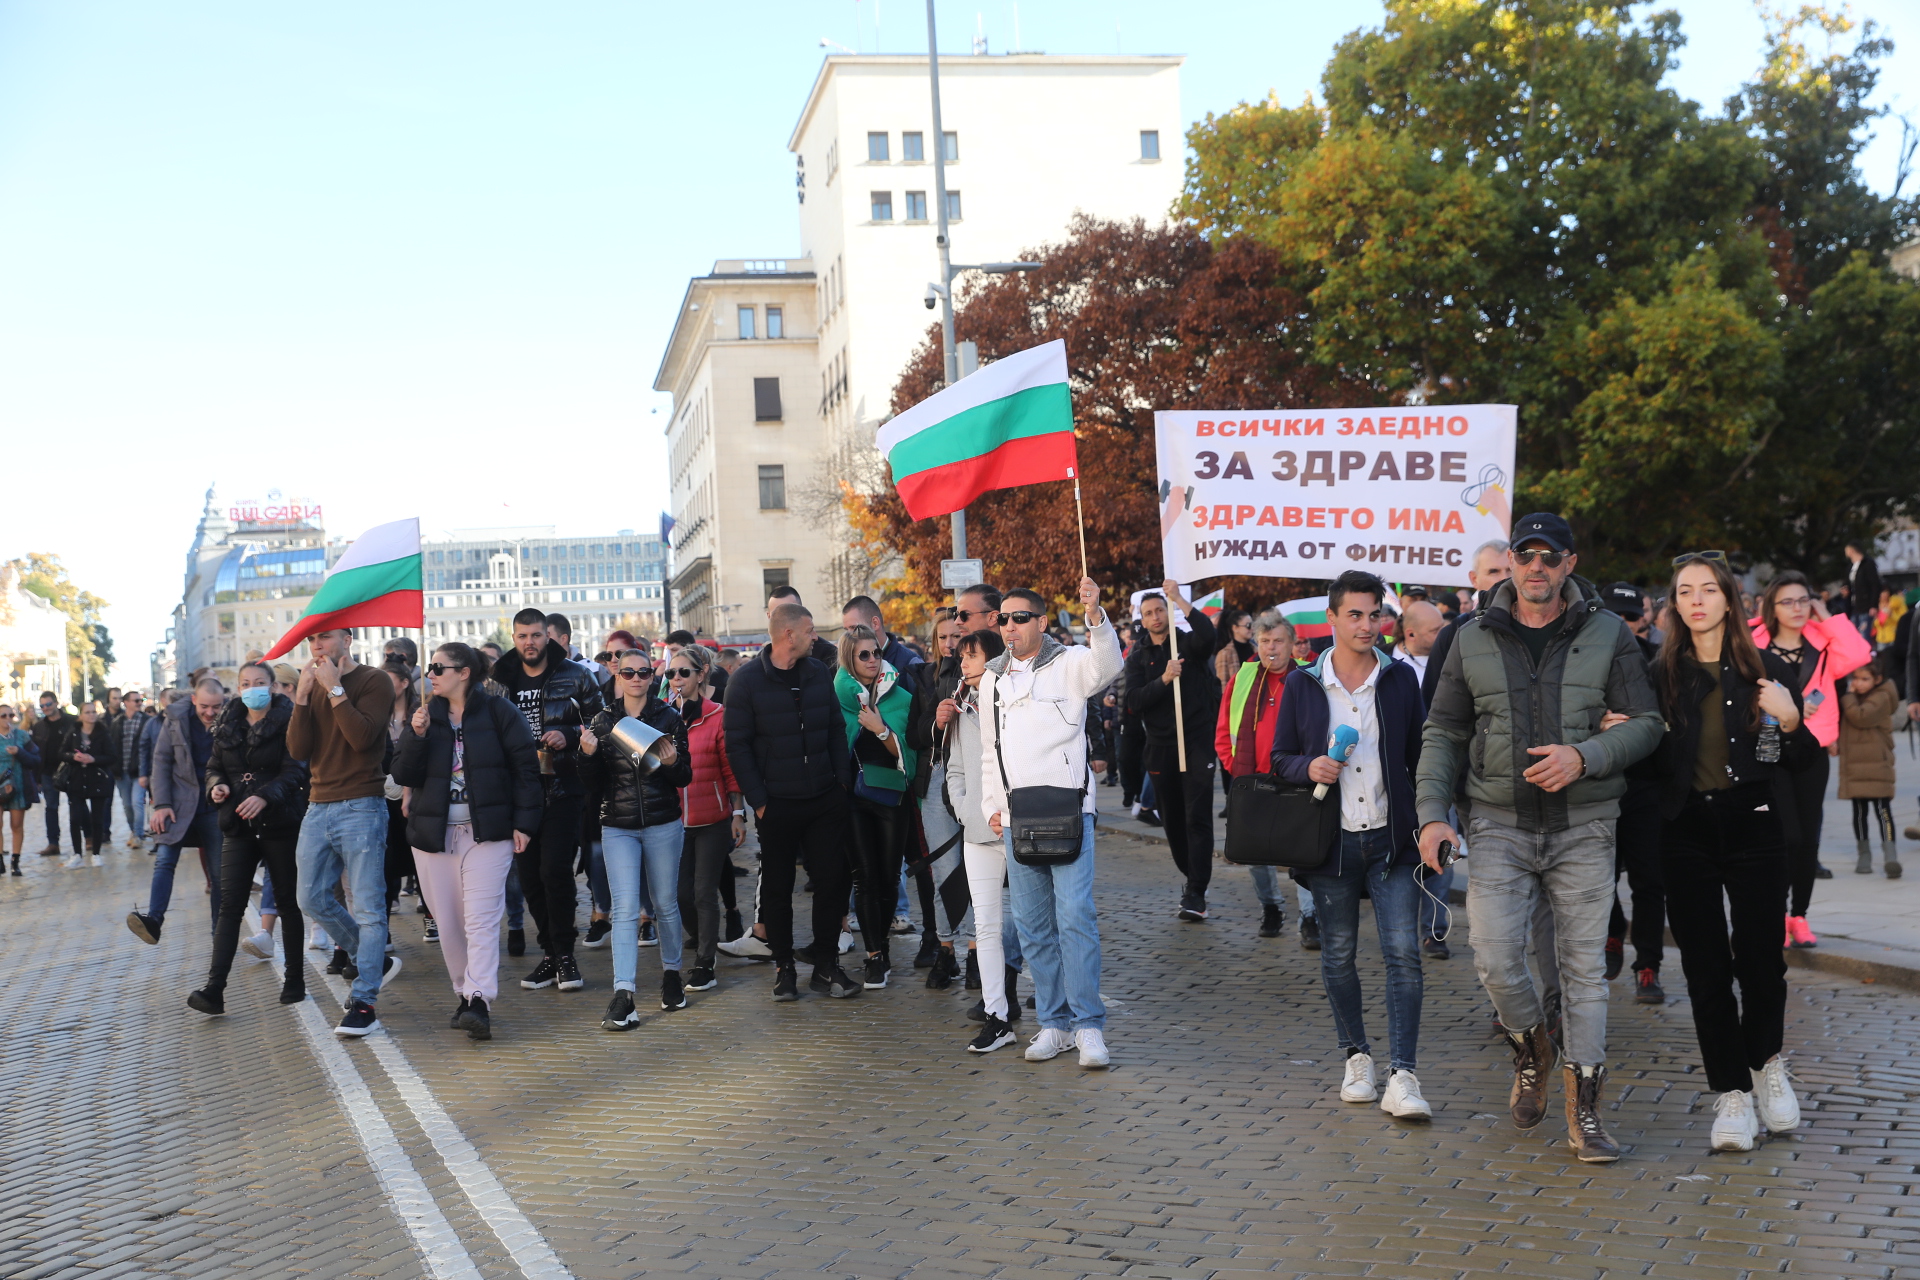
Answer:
[{"xmin": 8, "ymin": 553, "xmax": 111, "ymax": 697}]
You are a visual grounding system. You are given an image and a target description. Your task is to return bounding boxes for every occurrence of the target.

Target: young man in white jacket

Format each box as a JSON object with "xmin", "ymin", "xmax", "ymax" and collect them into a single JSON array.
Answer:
[{"xmin": 980, "ymin": 577, "xmax": 1123, "ymax": 1067}]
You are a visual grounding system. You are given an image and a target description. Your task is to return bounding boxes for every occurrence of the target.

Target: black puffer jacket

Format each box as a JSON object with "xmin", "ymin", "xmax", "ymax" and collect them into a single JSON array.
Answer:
[
  {"xmin": 392, "ymin": 690, "xmax": 543, "ymax": 852},
  {"xmin": 723, "ymin": 647, "xmax": 849, "ymax": 809},
  {"xmin": 205, "ymin": 695, "xmax": 309, "ymax": 834},
  {"xmin": 582, "ymin": 697, "xmax": 692, "ymax": 829}
]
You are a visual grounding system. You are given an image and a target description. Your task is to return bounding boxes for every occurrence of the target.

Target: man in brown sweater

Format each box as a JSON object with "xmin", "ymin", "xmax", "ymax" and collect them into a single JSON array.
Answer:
[{"xmin": 291, "ymin": 627, "xmax": 400, "ymax": 1037}]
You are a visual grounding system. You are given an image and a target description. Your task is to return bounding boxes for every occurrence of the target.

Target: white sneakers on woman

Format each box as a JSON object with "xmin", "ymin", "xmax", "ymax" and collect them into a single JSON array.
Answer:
[
  {"xmin": 1339, "ymin": 1052, "xmax": 1378, "ymax": 1102},
  {"xmin": 1380, "ymin": 1070, "xmax": 1432, "ymax": 1120},
  {"xmin": 1711, "ymin": 1090, "xmax": 1761, "ymax": 1151},
  {"xmin": 1754, "ymin": 1057, "xmax": 1801, "ymax": 1133}
]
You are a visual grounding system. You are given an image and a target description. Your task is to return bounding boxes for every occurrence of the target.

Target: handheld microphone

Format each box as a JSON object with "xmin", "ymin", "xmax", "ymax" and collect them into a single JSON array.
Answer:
[{"xmin": 1314, "ymin": 724, "xmax": 1360, "ymax": 800}]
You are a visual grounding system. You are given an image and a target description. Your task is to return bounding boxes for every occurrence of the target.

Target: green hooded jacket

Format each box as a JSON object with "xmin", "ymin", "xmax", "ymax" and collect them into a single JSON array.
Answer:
[{"xmin": 835, "ymin": 663, "xmax": 918, "ymax": 796}]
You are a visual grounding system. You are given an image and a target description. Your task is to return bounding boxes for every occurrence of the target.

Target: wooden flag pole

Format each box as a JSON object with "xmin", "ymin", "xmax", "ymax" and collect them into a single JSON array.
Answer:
[
  {"xmin": 1167, "ymin": 570, "xmax": 1188, "ymax": 773},
  {"xmin": 1073, "ymin": 476, "xmax": 1088, "ymax": 579}
]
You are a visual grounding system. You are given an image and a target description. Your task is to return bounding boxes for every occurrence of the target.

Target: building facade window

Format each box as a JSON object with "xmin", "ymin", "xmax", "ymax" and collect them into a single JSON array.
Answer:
[
  {"xmin": 1140, "ymin": 129, "xmax": 1160, "ymax": 160},
  {"xmin": 867, "ymin": 131, "xmax": 889, "ymax": 161},
  {"xmin": 763, "ymin": 567, "xmax": 790, "ymax": 598},
  {"xmin": 902, "ymin": 131, "xmax": 924, "ymax": 161},
  {"xmin": 945, "ymin": 190, "xmax": 962, "ymax": 221},
  {"xmin": 766, "ymin": 306, "xmax": 783, "ymax": 338},
  {"xmin": 870, "ymin": 191, "xmax": 893, "ymax": 221},
  {"xmin": 737, "ymin": 305, "xmax": 756, "ymax": 339},
  {"xmin": 942, "ymin": 131, "xmax": 959, "ymax": 161},
  {"xmin": 753, "ymin": 377, "xmax": 783, "ymax": 421},
  {"xmin": 758, "ymin": 465, "xmax": 787, "ymax": 510},
  {"xmin": 904, "ymin": 190, "xmax": 927, "ymax": 221}
]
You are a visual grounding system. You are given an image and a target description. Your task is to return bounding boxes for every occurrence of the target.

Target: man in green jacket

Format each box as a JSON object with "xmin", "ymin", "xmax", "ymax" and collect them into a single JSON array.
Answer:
[{"xmin": 1415, "ymin": 513, "xmax": 1663, "ymax": 1163}]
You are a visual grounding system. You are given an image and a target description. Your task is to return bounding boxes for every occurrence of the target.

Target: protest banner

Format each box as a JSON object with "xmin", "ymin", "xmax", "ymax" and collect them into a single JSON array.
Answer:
[{"xmin": 1153, "ymin": 405, "xmax": 1517, "ymax": 585}]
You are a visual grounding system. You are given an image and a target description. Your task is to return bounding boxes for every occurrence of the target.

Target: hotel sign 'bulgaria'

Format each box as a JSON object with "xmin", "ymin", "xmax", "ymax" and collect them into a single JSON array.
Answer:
[{"xmin": 229, "ymin": 494, "xmax": 324, "ymax": 529}]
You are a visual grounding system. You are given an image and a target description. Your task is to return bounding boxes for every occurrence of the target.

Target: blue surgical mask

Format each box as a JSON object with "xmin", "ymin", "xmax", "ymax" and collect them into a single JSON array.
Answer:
[{"xmin": 240, "ymin": 687, "xmax": 272, "ymax": 710}]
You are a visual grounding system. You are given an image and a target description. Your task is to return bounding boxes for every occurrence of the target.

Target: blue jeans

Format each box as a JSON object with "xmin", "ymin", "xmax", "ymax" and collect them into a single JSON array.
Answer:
[
  {"xmin": 604, "ymin": 821, "xmax": 684, "ymax": 986},
  {"xmin": 148, "ymin": 808, "xmax": 223, "ymax": 928},
  {"xmin": 115, "ymin": 774, "xmax": 147, "ymax": 840},
  {"xmin": 1248, "ymin": 864, "xmax": 1316, "ymax": 918},
  {"xmin": 1005, "ymin": 821, "xmax": 1102, "ymax": 1032},
  {"xmin": 1301, "ymin": 828, "xmax": 1424, "ymax": 1071},
  {"xmin": 296, "ymin": 796, "xmax": 391, "ymax": 1007}
]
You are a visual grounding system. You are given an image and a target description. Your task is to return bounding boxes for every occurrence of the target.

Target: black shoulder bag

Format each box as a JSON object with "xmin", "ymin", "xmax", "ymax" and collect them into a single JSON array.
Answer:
[
  {"xmin": 1224, "ymin": 772, "xmax": 1339, "ymax": 869},
  {"xmin": 991, "ymin": 677, "xmax": 1086, "ymax": 867}
]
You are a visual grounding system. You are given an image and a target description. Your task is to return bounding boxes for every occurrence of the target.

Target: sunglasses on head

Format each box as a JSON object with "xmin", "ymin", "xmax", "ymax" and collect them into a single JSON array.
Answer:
[
  {"xmin": 426, "ymin": 662, "xmax": 467, "ymax": 677},
  {"xmin": 667, "ymin": 666, "xmax": 697, "ymax": 679},
  {"xmin": 1512, "ymin": 548, "xmax": 1567, "ymax": 568},
  {"xmin": 1672, "ymin": 550, "xmax": 1728, "ymax": 567},
  {"xmin": 997, "ymin": 611, "xmax": 1043, "ymax": 626},
  {"xmin": 616, "ymin": 666, "xmax": 652, "ymax": 680}
]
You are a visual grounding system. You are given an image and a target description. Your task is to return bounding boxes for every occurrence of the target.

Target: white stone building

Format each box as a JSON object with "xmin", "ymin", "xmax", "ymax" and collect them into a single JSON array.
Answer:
[{"xmin": 0, "ymin": 564, "xmax": 72, "ymax": 708}]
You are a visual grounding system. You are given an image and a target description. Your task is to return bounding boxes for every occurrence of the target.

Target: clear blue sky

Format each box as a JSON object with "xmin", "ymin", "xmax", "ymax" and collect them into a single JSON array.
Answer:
[{"xmin": 2, "ymin": 0, "xmax": 1914, "ymax": 676}]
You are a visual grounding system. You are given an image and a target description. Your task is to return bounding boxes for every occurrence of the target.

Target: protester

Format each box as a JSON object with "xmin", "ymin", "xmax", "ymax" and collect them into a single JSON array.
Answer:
[
  {"xmin": 29, "ymin": 692, "xmax": 67, "ymax": 858},
  {"xmin": 724, "ymin": 600, "xmax": 859, "ymax": 1000},
  {"xmin": 1838, "ymin": 658, "xmax": 1901, "ymax": 877},
  {"xmin": 1416, "ymin": 513, "xmax": 1663, "ymax": 1163},
  {"xmin": 1844, "ymin": 542, "xmax": 1881, "ymax": 636},
  {"xmin": 1273, "ymin": 571, "xmax": 1432, "ymax": 1119},
  {"xmin": 0, "ymin": 704, "xmax": 38, "ymax": 873},
  {"xmin": 1873, "ymin": 589, "xmax": 1906, "ymax": 649},
  {"xmin": 765, "ymin": 585, "xmax": 841, "ymax": 666},
  {"xmin": 291, "ymin": 627, "xmax": 401, "ymax": 1038},
  {"xmin": 380, "ymin": 657, "xmax": 432, "ymax": 942},
  {"xmin": 1419, "ymin": 539, "xmax": 1511, "ymax": 706},
  {"xmin": 491, "ymin": 608, "xmax": 603, "ymax": 995},
  {"xmin": 129, "ymin": 680, "xmax": 228, "ymax": 944},
  {"xmin": 670, "ymin": 642, "xmax": 743, "ymax": 991},
  {"xmin": 834, "ymin": 623, "xmax": 921, "ymax": 989},
  {"xmin": 394, "ymin": 642, "xmax": 541, "ymax": 1041},
  {"xmin": 137, "ymin": 689, "xmax": 178, "ymax": 851},
  {"xmin": 979, "ymin": 576, "xmax": 1121, "ymax": 1068},
  {"xmin": 55, "ymin": 701, "xmax": 116, "ymax": 865},
  {"xmin": 1124, "ymin": 580, "xmax": 1219, "ymax": 921},
  {"xmin": 1648, "ymin": 553, "xmax": 1808, "ymax": 1151},
  {"xmin": 1593, "ymin": 582, "xmax": 1670, "ymax": 1003},
  {"xmin": 187, "ymin": 661, "xmax": 309, "ymax": 1015},
  {"xmin": 581, "ymin": 644, "xmax": 693, "ymax": 1024},
  {"xmin": 113, "ymin": 690, "xmax": 151, "ymax": 849},
  {"xmin": 1751, "ymin": 571, "xmax": 1871, "ymax": 945},
  {"xmin": 905, "ymin": 603, "xmax": 978, "ymax": 985}
]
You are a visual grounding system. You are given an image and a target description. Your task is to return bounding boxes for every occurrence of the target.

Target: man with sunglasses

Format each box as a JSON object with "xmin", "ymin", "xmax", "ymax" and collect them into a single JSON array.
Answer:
[{"xmin": 1415, "ymin": 512, "xmax": 1663, "ymax": 1163}]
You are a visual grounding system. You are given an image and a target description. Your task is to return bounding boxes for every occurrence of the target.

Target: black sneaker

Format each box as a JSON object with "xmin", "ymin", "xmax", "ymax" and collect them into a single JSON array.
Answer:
[
  {"xmin": 925, "ymin": 948, "xmax": 957, "ymax": 990},
  {"xmin": 772, "ymin": 964, "xmax": 799, "ymax": 1002},
  {"xmin": 521, "ymin": 956, "xmax": 558, "ymax": 989},
  {"xmin": 1299, "ymin": 917, "xmax": 1322, "ymax": 951},
  {"xmin": 1006, "ymin": 966, "xmax": 1024, "ymax": 1019},
  {"xmin": 1259, "ymin": 904, "xmax": 1284, "ymax": 938},
  {"xmin": 963, "ymin": 950, "xmax": 982, "ymax": 990},
  {"xmin": 638, "ymin": 918, "xmax": 658, "ymax": 947},
  {"xmin": 1634, "ymin": 967, "xmax": 1666, "ymax": 1004},
  {"xmin": 278, "ymin": 982, "xmax": 306, "ymax": 1005},
  {"xmin": 864, "ymin": 954, "xmax": 891, "ymax": 990},
  {"xmin": 582, "ymin": 918, "xmax": 611, "ymax": 949},
  {"xmin": 914, "ymin": 931, "xmax": 940, "ymax": 969},
  {"xmin": 423, "ymin": 917, "xmax": 439, "ymax": 945},
  {"xmin": 458, "ymin": 997, "xmax": 491, "ymax": 1040},
  {"xmin": 334, "ymin": 1001, "xmax": 379, "ymax": 1037},
  {"xmin": 601, "ymin": 989, "xmax": 638, "ymax": 1030},
  {"xmin": 126, "ymin": 911, "xmax": 162, "ymax": 945},
  {"xmin": 1813, "ymin": 862, "xmax": 1833, "ymax": 880},
  {"xmin": 1137, "ymin": 808, "xmax": 1161, "ymax": 827},
  {"xmin": 1178, "ymin": 890, "xmax": 1209, "ymax": 922},
  {"xmin": 507, "ymin": 928, "xmax": 526, "ymax": 957},
  {"xmin": 968, "ymin": 1015, "xmax": 1018, "ymax": 1054},
  {"xmin": 811, "ymin": 963, "xmax": 862, "ymax": 998},
  {"xmin": 556, "ymin": 953, "xmax": 585, "ymax": 991},
  {"xmin": 685, "ymin": 965, "xmax": 717, "ymax": 991},
  {"xmin": 1423, "ymin": 936, "xmax": 1452, "ymax": 960},
  {"xmin": 661, "ymin": 970, "xmax": 687, "ymax": 1010},
  {"xmin": 1603, "ymin": 936, "xmax": 1624, "ymax": 980},
  {"xmin": 450, "ymin": 996, "xmax": 471, "ymax": 1029},
  {"xmin": 327, "ymin": 946, "xmax": 352, "ymax": 975},
  {"xmin": 187, "ymin": 988, "xmax": 225, "ymax": 1016},
  {"xmin": 724, "ymin": 909, "xmax": 744, "ymax": 942}
]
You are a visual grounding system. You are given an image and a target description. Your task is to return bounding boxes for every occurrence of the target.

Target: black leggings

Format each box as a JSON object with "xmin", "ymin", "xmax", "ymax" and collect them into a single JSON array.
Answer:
[
  {"xmin": 1853, "ymin": 797, "xmax": 1895, "ymax": 843},
  {"xmin": 677, "ymin": 822, "xmax": 733, "ymax": 966},
  {"xmin": 848, "ymin": 795, "xmax": 908, "ymax": 959},
  {"xmin": 1772, "ymin": 751, "xmax": 1829, "ymax": 917},
  {"xmin": 204, "ymin": 825, "xmax": 304, "ymax": 997},
  {"xmin": 66, "ymin": 792, "xmax": 110, "ymax": 852}
]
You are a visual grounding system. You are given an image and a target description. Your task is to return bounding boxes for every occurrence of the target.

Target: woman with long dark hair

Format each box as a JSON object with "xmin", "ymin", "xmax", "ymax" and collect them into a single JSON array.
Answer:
[
  {"xmin": 188, "ymin": 661, "xmax": 309, "ymax": 1014},
  {"xmin": 1652, "ymin": 553, "xmax": 1810, "ymax": 1152},
  {"xmin": 836, "ymin": 623, "xmax": 918, "ymax": 991},
  {"xmin": 1750, "ymin": 570, "xmax": 1872, "ymax": 946}
]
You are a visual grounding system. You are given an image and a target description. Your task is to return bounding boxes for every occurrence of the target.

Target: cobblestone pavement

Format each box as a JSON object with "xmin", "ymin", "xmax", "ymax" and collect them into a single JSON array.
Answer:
[{"xmin": 5, "ymin": 802, "xmax": 1920, "ymax": 1279}]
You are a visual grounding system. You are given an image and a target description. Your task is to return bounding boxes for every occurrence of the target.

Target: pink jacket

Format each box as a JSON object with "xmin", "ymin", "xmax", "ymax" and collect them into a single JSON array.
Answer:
[{"xmin": 1748, "ymin": 614, "xmax": 1872, "ymax": 747}]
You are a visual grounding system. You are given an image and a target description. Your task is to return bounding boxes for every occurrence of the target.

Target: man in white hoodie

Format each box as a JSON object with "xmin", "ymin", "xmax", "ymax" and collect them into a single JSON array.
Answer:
[{"xmin": 980, "ymin": 576, "xmax": 1122, "ymax": 1068}]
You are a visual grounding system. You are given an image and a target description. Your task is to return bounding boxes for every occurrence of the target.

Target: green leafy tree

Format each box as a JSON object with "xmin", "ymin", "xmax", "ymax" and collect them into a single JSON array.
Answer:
[{"xmin": 8, "ymin": 553, "xmax": 110, "ymax": 697}]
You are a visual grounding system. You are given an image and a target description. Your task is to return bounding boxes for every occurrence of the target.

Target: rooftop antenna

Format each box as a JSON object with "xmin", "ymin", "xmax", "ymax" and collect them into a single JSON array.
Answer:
[
  {"xmin": 820, "ymin": 36, "xmax": 855, "ymax": 53},
  {"xmin": 973, "ymin": 12, "xmax": 986, "ymax": 54}
]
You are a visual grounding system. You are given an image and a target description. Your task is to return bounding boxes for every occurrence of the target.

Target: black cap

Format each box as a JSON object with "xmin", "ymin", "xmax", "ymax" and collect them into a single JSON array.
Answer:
[
  {"xmin": 1600, "ymin": 582, "xmax": 1643, "ymax": 619},
  {"xmin": 1511, "ymin": 512, "xmax": 1574, "ymax": 554}
]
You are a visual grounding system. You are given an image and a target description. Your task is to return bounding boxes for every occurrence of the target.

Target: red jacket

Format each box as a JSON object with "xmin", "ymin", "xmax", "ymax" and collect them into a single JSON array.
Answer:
[
  {"xmin": 1214, "ymin": 660, "xmax": 1288, "ymax": 777},
  {"xmin": 677, "ymin": 698, "xmax": 741, "ymax": 827}
]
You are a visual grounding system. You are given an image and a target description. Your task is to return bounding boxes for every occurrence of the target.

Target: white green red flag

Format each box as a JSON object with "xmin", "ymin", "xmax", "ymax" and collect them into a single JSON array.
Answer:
[
  {"xmin": 877, "ymin": 339, "xmax": 1076, "ymax": 520},
  {"xmin": 264, "ymin": 518, "xmax": 423, "ymax": 659},
  {"xmin": 1276, "ymin": 595, "xmax": 1331, "ymax": 640}
]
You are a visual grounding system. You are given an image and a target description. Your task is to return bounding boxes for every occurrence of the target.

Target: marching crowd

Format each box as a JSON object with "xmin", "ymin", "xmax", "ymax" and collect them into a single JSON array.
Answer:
[{"xmin": 4, "ymin": 511, "xmax": 1919, "ymax": 1164}]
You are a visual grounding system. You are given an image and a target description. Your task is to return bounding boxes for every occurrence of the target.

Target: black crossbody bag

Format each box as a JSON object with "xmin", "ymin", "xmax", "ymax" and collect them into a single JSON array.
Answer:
[{"xmin": 991, "ymin": 679, "xmax": 1086, "ymax": 867}]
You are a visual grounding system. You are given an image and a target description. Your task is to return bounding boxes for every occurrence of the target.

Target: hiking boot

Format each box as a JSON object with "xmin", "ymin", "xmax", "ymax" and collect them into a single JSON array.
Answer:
[
  {"xmin": 1258, "ymin": 903, "xmax": 1283, "ymax": 938},
  {"xmin": 1564, "ymin": 1065, "xmax": 1621, "ymax": 1162},
  {"xmin": 1506, "ymin": 1022, "xmax": 1555, "ymax": 1130}
]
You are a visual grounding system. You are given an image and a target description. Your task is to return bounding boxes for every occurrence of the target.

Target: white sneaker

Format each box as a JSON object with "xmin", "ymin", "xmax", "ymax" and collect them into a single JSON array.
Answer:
[
  {"xmin": 308, "ymin": 929, "xmax": 332, "ymax": 951},
  {"xmin": 89, "ymin": 853, "xmax": 103, "ymax": 868},
  {"xmin": 1754, "ymin": 1057, "xmax": 1801, "ymax": 1133},
  {"xmin": 1075, "ymin": 1028, "xmax": 1110, "ymax": 1069},
  {"xmin": 1711, "ymin": 1089, "xmax": 1761, "ymax": 1151},
  {"xmin": 240, "ymin": 930, "xmax": 274, "ymax": 960},
  {"xmin": 1024, "ymin": 1027, "xmax": 1075, "ymax": 1061},
  {"xmin": 718, "ymin": 933, "xmax": 773, "ymax": 959},
  {"xmin": 837, "ymin": 930, "xmax": 855, "ymax": 955},
  {"xmin": 1339, "ymin": 1052, "xmax": 1378, "ymax": 1103},
  {"xmin": 890, "ymin": 914, "xmax": 915, "ymax": 935},
  {"xmin": 1380, "ymin": 1069, "xmax": 1432, "ymax": 1119},
  {"xmin": 60, "ymin": 853, "xmax": 80, "ymax": 869}
]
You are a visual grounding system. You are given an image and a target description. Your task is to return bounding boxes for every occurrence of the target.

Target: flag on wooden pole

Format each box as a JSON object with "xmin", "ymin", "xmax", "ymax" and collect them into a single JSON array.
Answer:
[
  {"xmin": 878, "ymin": 339, "xmax": 1076, "ymax": 520},
  {"xmin": 264, "ymin": 518, "xmax": 423, "ymax": 659}
]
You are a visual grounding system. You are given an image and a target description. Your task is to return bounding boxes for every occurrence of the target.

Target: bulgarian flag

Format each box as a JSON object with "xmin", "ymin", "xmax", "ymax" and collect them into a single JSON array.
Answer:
[
  {"xmin": 1276, "ymin": 595, "xmax": 1332, "ymax": 640},
  {"xmin": 877, "ymin": 339, "xmax": 1076, "ymax": 520},
  {"xmin": 264, "ymin": 518, "xmax": 423, "ymax": 659}
]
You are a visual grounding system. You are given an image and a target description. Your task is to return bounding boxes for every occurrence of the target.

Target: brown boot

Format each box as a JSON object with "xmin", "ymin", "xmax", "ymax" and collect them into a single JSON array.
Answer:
[
  {"xmin": 1506, "ymin": 1022, "xmax": 1554, "ymax": 1129},
  {"xmin": 1564, "ymin": 1065, "xmax": 1621, "ymax": 1163}
]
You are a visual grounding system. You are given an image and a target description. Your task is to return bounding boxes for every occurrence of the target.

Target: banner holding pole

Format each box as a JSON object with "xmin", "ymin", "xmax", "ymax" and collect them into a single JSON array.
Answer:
[{"xmin": 1154, "ymin": 406, "xmax": 1516, "ymax": 585}]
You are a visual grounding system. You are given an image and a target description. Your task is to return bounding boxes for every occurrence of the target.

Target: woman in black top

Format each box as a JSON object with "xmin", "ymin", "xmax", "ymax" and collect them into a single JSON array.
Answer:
[
  {"xmin": 189, "ymin": 663, "xmax": 309, "ymax": 1014},
  {"xmin": 57, "ymin": 701, "xmax": 117, "ymax": 865},
  {"xmin": 1650, "ymin": 554, "xmax": 1808, "ymax": 1153}
]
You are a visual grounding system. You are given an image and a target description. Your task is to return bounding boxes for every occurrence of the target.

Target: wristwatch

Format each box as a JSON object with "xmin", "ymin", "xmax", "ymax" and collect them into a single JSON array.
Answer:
[
  {"xmin": 328, "ymin": 684, "xmax": 346, "ymax": 700},
  {"xmin": 732, "ymin": 809, "xmax": 746, "ymax": 818},
  {"xmin": 877, "ymin": 727, "xmax": 891, "ymax": 742}
]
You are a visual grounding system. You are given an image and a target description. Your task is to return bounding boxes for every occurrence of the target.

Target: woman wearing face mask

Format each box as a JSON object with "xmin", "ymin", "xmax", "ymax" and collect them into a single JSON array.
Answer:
[
  {"xmin": 836, "ymin": 624, "xmax": 920, "ymax": 991},
  {"xmin": 1651, "ymin": 553, "xmax": 1811, "ymax": 1152},
  {"xmin": 667, "ymin": 642, "xmax": 744, "ymax": 990},
  {"xmin": 188, "ymin": 662, "xmax": 310, "ymax": 1014}
]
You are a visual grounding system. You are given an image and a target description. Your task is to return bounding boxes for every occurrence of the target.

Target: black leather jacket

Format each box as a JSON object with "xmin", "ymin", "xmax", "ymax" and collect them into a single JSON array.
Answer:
[
  {"xmin": 582, "ymin": 696, "xmax": 692, "ymax": 829},
  {"xmin": 487, "ymin": 639, "xmax": 605, "ymax": 796}
]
